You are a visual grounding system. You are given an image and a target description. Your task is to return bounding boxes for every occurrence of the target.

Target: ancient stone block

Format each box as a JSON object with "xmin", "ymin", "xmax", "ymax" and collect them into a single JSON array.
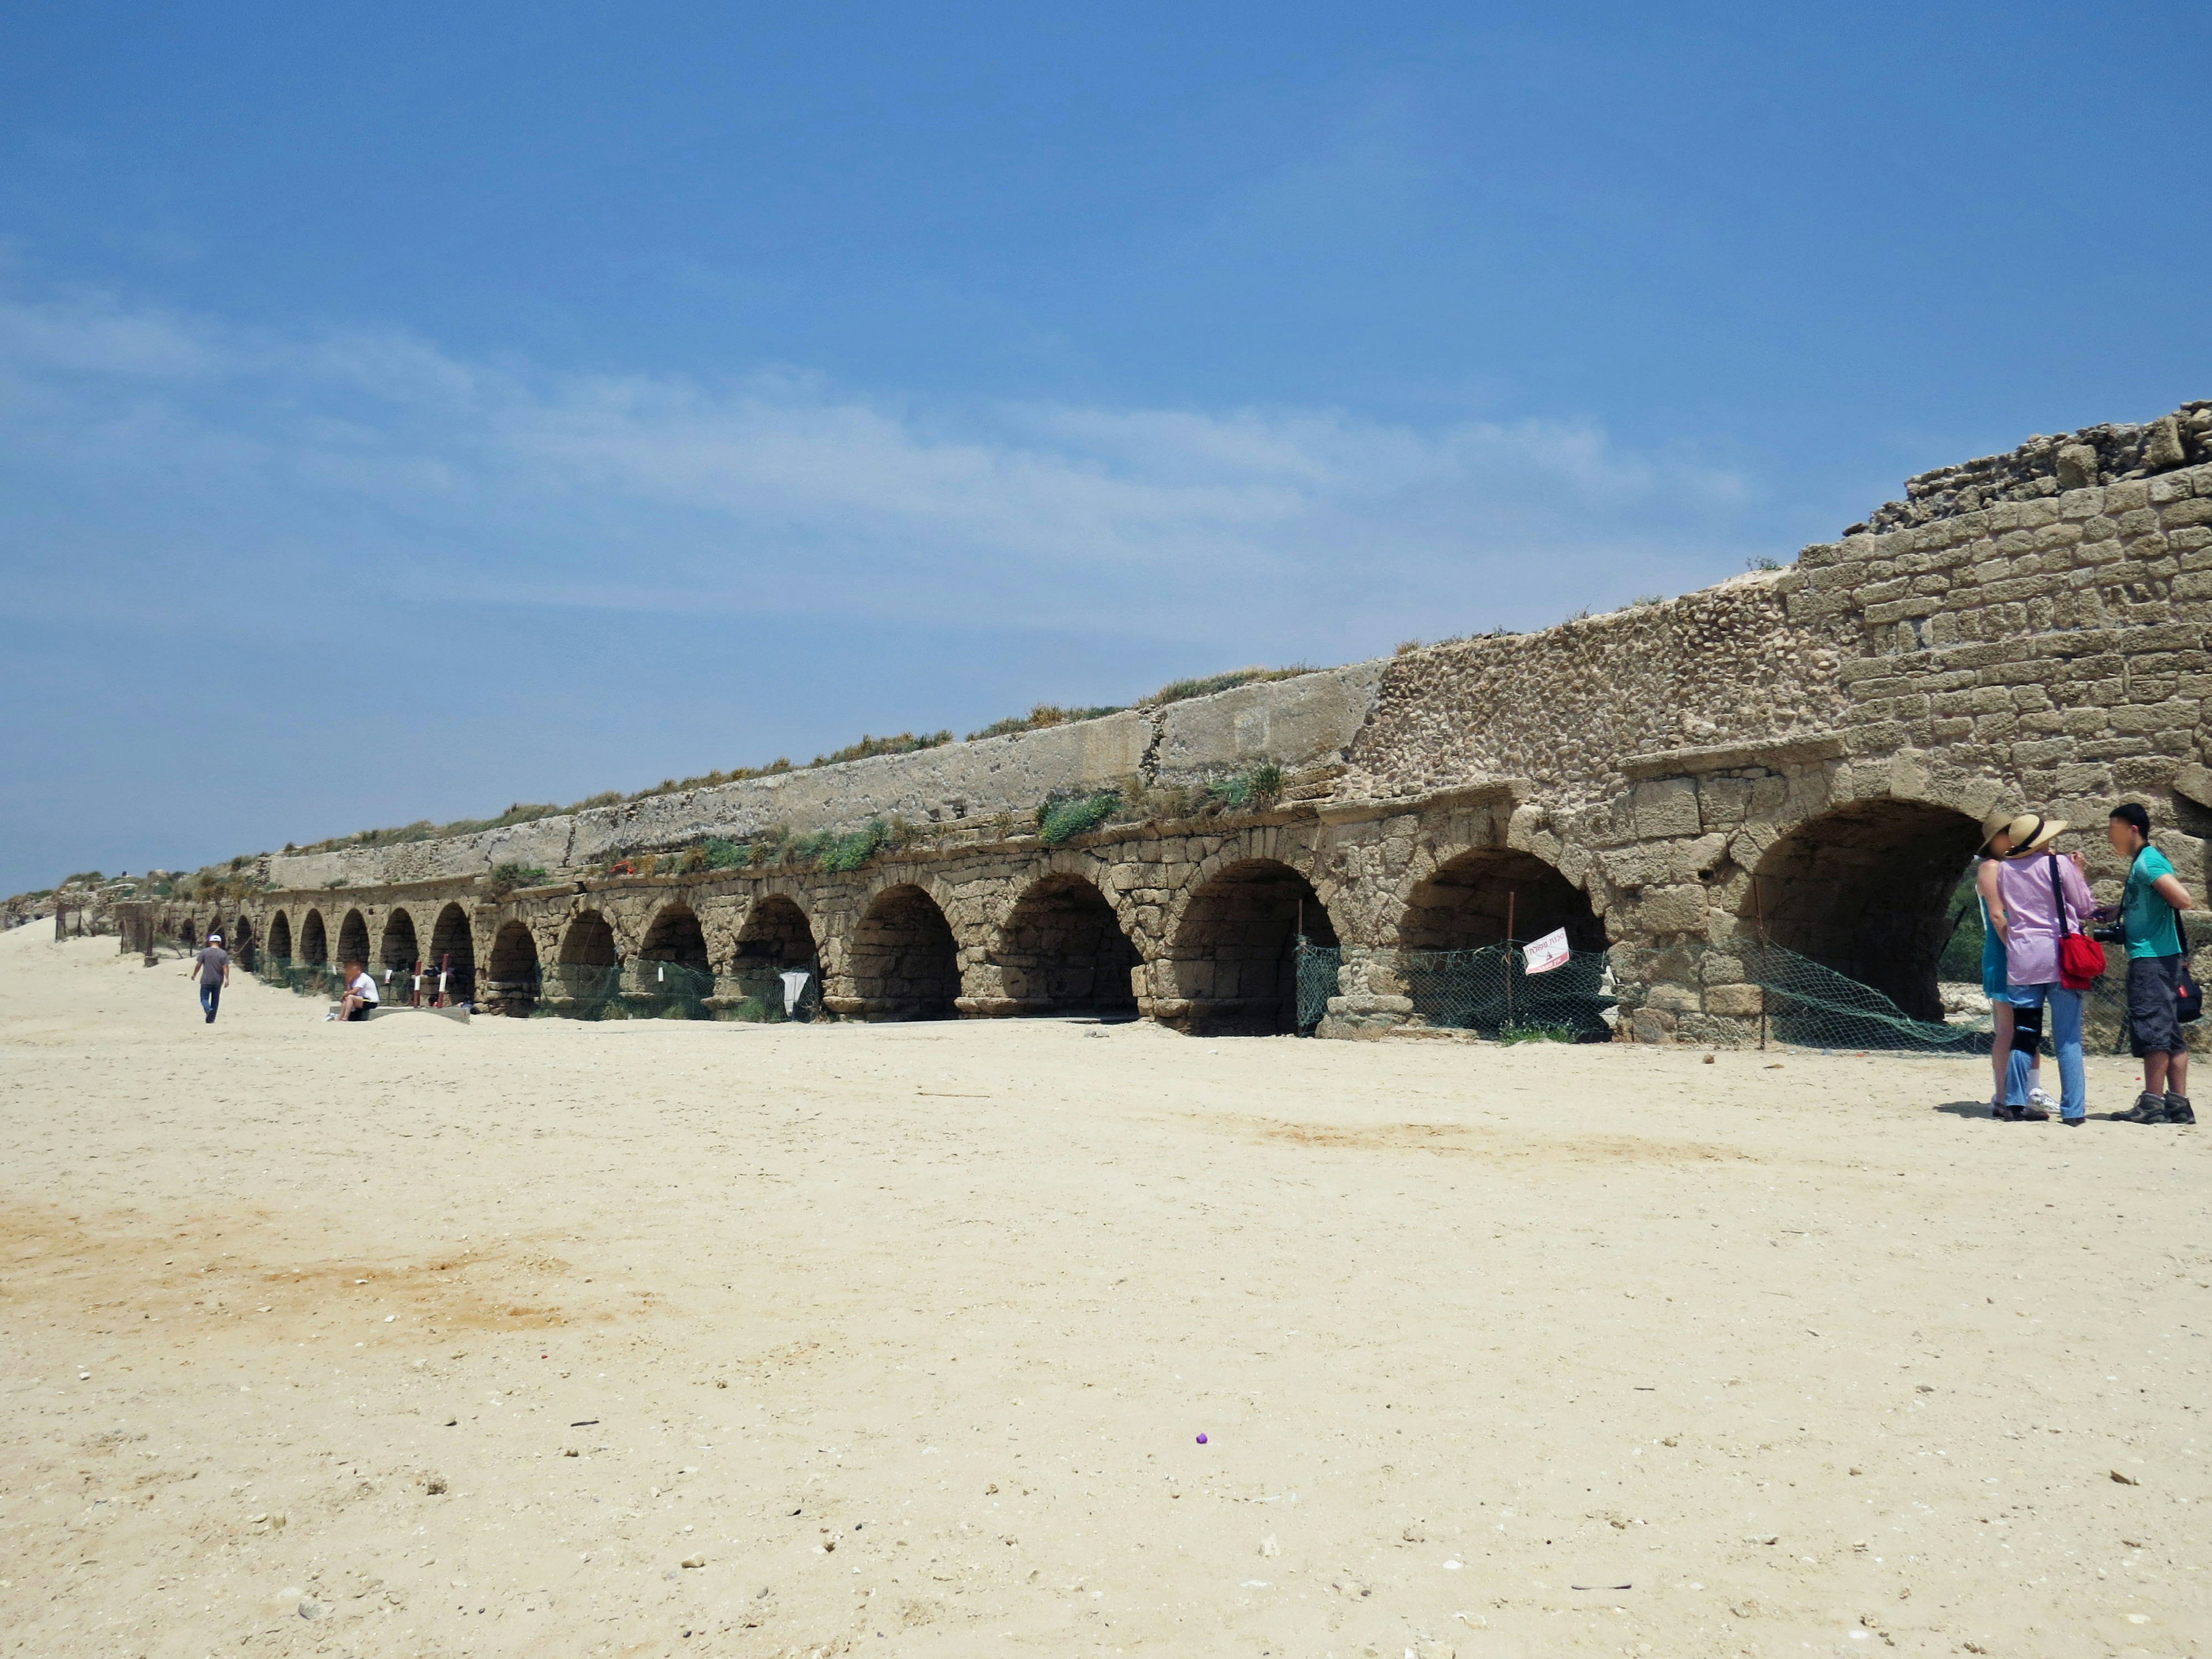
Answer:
[
  {"xmin": 1634, "ymin": 884, "xmax": 1709, "ymax": 935},
  {"xmin": 1703, "ymin": 982, "xmax": 1766, "ymax": 1016},
  {"xmin": 1631, "ymin": 778, "xmax": 1700, "ymax": 840}
]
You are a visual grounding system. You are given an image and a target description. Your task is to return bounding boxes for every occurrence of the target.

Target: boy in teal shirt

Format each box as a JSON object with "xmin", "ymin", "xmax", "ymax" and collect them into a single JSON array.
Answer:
[{"xmin": 2108, "ymin": 803, "xmax": 2195, "ymax": 1123}]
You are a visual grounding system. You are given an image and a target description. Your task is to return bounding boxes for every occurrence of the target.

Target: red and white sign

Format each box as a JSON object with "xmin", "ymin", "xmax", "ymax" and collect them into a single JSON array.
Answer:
[{"xmin": 1522, "ymin": 926, "xmax": 1571, "ymax": 975}]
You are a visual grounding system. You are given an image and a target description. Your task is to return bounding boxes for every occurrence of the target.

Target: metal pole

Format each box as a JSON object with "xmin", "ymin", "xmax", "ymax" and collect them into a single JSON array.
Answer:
[
  {"xmin": 1505, "ymin": 889, "xmax": 1517, "ymax": 1030},
  {"xmin": 1753, "ymin": 874, "xmax": 1768, "ymax": 1052}
]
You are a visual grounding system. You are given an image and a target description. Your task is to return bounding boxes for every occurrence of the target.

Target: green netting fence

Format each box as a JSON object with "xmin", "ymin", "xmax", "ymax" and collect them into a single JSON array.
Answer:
[
  {"xmin": 1297, "ymin": 940, "xmax": 1617, "ymax": 1040},
  {"xmin": 1297, "ymin": 935, "xmax": 2141, "ymax": 1052},
  {"xmin": 1710, "ymin": 941, "xmax": 2133, "ymax": 1056},
  {"xmin": 1294, "ymin": 940, "xmax": 1340, "ymax": 1033}
]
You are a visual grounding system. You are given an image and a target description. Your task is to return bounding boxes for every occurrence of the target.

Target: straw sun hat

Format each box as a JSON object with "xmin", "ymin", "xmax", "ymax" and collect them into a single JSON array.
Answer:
[
  {"xmin": 2001, "ymin": 813, "xmax": 2069, "ymax": 855},
  {"xmin": 1979, "ymin": 809, "xmax": 2016, "ymax": 853}
]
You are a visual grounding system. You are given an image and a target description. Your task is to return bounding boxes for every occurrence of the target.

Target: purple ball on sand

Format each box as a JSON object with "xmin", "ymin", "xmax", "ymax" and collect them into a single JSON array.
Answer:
[{"xmin": 1195, "ymin": 1433, "xmax": 1207, "ymax": 1444}]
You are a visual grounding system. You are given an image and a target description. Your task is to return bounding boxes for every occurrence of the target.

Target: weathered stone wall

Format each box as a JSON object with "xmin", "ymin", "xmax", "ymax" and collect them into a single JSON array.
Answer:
[
  {"xmin": 266, "ymin": 662, "xmax": 1385, "ymax": 890},
  {"xmin": 179, "ymin": 404, "xmax": 2212, "ymax": 1045}
]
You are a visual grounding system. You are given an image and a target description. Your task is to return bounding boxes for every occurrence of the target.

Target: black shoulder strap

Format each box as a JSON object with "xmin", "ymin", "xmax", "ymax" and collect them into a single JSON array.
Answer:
[{"xmin": 2048, "ymin": 853, "xmax": 2074, "ymax": 938}]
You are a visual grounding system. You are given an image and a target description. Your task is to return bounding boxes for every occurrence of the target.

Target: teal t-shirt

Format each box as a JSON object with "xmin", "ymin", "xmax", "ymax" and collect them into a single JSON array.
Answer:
[{"xmin": 2123, "ymin": 844, "xmax": 2183, "ymax": 959}]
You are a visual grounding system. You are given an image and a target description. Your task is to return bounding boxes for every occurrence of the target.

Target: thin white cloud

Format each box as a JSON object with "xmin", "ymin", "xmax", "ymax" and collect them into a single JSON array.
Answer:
[{"xmin": 0, "ymin": 283, "xmax": 1774, "ymax": 652}]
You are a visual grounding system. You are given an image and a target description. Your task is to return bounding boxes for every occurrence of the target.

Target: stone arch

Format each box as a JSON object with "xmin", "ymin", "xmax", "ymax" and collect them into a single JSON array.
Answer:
[
  {"xmin": 378, "ymin": 908, "xmax": 419, "ymax": 980},
  {"xmin": 231, "ymin": 915, "xmax": 257, "ymax": 972},
  {"xmin": 1164, "ymin": 857, "xmax": 1339, "ymax": 1035},
  {"xmin": 639, "ymin": 902, "xmax": 711, "ymax": 972},
  {"xmin": 1399, "ymin": 849, "xmax": 1608, "ymax": 952},
  {"xmin": 300, "ymin": 909, "xmax": 328, "ymax": 965},
  {"xmin": 733, "ymin": 895, "xmax": 820, "ymax": 1013},
  {"xmin": 483, "ymin": 919, "xmax": 541, "ymax": 1017},
  {"xmin": 992, "ymin": 872, "xmax": 1141, "ymax": 1017},
  {"xmin": 427, "ymin": 903, "xmax": 476, "ymax": 1003},
  {"xmin": 850, "ymin": 884, "xmax": 961, "ymax": 1020},
  {"xmin": 558, "ymin": 909, "xmax": 619, "ymax": 967},
  {"xmin": 268, "ymin": 910, "xmax": 294, "ymax": 961},
  {"xmin": 336, "ymin": 908, "xmax": 371, "ymax": 969},
  {"xmin": 1742, "ymin": 797, "xmax": 1986, "ymax": 1022}
]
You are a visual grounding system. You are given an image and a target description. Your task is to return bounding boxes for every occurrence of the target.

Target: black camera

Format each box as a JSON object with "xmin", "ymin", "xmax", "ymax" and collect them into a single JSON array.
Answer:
[{"xmin": 2091, "ymin": 924, "xmax": 2127, "ymax": 945}]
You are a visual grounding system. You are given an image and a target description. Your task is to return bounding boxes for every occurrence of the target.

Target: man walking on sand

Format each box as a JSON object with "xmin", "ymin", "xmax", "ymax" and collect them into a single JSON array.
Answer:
[
  {"xmin": 2107, "ymin": 802, "xmax": 2196, "ymax": 1125},
  {"xmin": 191, "ymin": 931, "xmax": 230, "ymax": 1024}
]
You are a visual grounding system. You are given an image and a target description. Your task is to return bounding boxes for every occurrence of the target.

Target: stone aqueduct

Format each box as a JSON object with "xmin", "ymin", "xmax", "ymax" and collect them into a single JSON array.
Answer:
[{"xmin": 164, "ymin": 407, "xmax": 2212, "ymax": 1042}]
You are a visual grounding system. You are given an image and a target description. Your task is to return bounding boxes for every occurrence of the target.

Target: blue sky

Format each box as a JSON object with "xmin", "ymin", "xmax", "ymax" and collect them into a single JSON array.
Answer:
[{"xmin": 2, "ymin": 2, "xmax": 2206, "ymax": 893}]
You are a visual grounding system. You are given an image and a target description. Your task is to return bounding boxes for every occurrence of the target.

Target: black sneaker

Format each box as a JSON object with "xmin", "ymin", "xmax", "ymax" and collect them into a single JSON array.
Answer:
[
  {"xmin": 2017, "ymin": 1101, "xmax": 2050, "ymax": 1120},
  {"xmin": 1993, "ymin": 1100, "xmax": 2023, "ymax": 1121},
  {"xmin": 2165, "ymin": 1093, "xmax": 2196, "ymax": 1125},
  {"xmin": 2118, "ymin": 1092, "xmax": 2167, "ymax": 1124}
]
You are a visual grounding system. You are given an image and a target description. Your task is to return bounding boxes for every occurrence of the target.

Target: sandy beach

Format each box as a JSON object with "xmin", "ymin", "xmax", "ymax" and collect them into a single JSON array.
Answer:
[{"xmin": 2, "ymin": 923, "xmax": 2207, "ymax": 1658}]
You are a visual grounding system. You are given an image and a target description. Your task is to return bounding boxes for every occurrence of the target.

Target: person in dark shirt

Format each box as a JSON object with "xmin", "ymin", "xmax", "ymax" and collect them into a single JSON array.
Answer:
[
  {"xmin": 191, "ymin": 933, "xmax": 231, "ymax": 1024},
  {"xmin": 2107, "ymin": 803, "xmax": 2196, "ymax": 1124}
]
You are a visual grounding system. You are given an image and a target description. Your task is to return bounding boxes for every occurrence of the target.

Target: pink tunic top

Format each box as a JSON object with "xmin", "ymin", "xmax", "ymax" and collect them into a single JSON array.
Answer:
[{"xmin": 1995, "ymin": 851, "xmax": 2096, "ymax": 987}]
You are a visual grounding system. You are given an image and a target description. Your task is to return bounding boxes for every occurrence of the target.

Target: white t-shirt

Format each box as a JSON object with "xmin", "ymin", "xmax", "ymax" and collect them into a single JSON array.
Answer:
[{"xmin": 350, "ymin": 971, "xmax": 380, "ymax": 1005}]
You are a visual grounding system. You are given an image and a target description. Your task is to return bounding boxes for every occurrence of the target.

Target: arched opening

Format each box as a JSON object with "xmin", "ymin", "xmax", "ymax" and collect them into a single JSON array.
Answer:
[
  {"xmin": 336, "ymin": 909, "xmax": 371, "ymax": 969},
  {"xmin": 268, "ymin": 910, "xmax": 294, "ymax": 962},
  {"xmin": 1745, "ymin": 799, "xmax": 1985, "ymax": 1022},
  {"xmin": 378, "ymin": 909, "xmax": 420, "ymax": 1001},
  {"xmin": 484, "ymin": 920, "xmax": 541, "ymax": 1017},
  {"xmin": 635, "ymin": 901, "xmax": 713, "ymax": 1017},
  {"xmin": 639, "ymin": 903, "xmax": 711, "ymax": 971},
  {"xmin": 1166, "ymin": 859, "xmax": 1338, "ymax": 1036},
  {"xmin": 993, "ymin": 873, "xmax": 1141, "ymax": 1017},
  {"xmin": 1399, "ymin": 849, "xmax": 1608, "ymax": 952},
  {"xmin": 733, "ymin": 895, "xmax": 820, "ymax": 1018},
  {"xmin": 1396, "ymin": 850, "xmax": 1612, "ymax": 1036},
  {"xmin": 203, "ymin": 913, "xmax": 225, "ymax": 949},
  {"xmin": 300, "ymin": 910, "xmax": 328, "ymax": 965},
  {"xmin": 851, "ymin": 885, "xmax": 961, "ymax": 1020},
  {"xmin": 231, "ymin": 916, "xmax": 256, "ymax": 973},
  {"xmin": 551, "ymin": 908, "xmax": 621, "ymax": 1017},
  {"xmin": 427, "ymin": 903, "xmax": 476, "ymax": 1005},
  {"xmin": 558, "ymin": 910, "xmax": 618, "ymax": 966}
]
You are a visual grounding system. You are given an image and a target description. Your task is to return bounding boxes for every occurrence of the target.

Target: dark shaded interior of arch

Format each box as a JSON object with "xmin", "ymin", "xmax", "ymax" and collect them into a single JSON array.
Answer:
[
  {"xmin": 733, "ymin": 897, "xmax": 820, "ymax": 1010},
  {"xmin": 230, "ymin": 914, "xmax": 256, "ymax": 971},
  {"xmin": 1748, "ymin": 800, "xmax": 1984, "ymax": 1022},
  {"xmin": 559, "ymin": 910, "xmax": 618, "ymax": 967},
  {"xmin": 1171, "ymin": 860, "xmax": 1338, "ymax": 1036},
  {"xmin": 484, "ymin": 921, "xmax": 541, "ymax": 1016},
  {"xmin": 997, "ymin": 874, "xmax": 1140, "ymax": 1016},
  {"xmin": 851, "ymin": 887, "xmax": 960, "ymax": 1020},
  {"xmin": 268, "ymin": 911, "xmax": 294, "ymax": 961},
  {"xmin": 429, "ymin": 903, "xmax": 476, "ymax": 999},
  {"xmin": 1399, "ymin": 850, "xmax": 1608, "ymax": 953},
  {"xmin": 380, "ymin": 910, "xmax": 419, "ymax": 976},
  {"xmin": 300, "ymin": 911, "xmax": 327, "ymax": 964},
  {"xmin": 336, "ymin": 910, "xmax": 370, "ymax": 967},
  {"xmin": 640, "ymin": 906, "xmax": 711, "ymax": 972}
]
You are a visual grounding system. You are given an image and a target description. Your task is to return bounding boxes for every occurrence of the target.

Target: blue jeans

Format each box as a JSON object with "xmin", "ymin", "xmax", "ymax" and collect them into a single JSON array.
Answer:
[
  {"xmin": 2006, "ymin": 983, "xmax": 2084, "ymax": 1119},
  {"xmin": 199, "ymin": 982, "xmax": 221, "ymax": 1023}
]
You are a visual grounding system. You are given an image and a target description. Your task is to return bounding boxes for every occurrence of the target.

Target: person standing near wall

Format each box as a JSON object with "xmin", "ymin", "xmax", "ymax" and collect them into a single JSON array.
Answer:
[
  {"xmin": 1976, "ymin": 810, "xmax": 2054, "ymax": 1120},
  {"xmin": 2106, "ymin": 802, "xmax": 2196, "ymax": 1125},
  {"xmin": 191, "ymin": 931, "xmax": 230, "ymax": 1024},
  {"xmin": 1993, "ymin": 815, "xmax": 2097, "ymax": 1126}
]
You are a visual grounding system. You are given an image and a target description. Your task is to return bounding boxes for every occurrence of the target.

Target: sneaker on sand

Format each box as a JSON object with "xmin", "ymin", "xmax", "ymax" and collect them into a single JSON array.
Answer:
[
  {"xmin": 2165, "ymin": 1093, "xmax": 2196, "ymax": 1126},
  {"xmin": 2029, "ymin": 1087, "xmax": 2059, "ymax": 1113},
  {"xmin": 2118, "ymin": 1092, "xmax": 2168, "ymax": 1124},
  {"xmin": 2017, "ymin": 1102, "xmax": 2051, "ymax": 1121},
  {"xmin": 1992, "ymin": 1100, "xmax": 2022, "ymax": 1121}
]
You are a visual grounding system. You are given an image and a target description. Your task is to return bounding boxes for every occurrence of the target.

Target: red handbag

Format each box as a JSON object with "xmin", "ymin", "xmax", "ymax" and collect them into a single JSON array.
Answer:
[{"xmin": 2051, "ymin": 854, "xmax": 2106, "ymax": 991}]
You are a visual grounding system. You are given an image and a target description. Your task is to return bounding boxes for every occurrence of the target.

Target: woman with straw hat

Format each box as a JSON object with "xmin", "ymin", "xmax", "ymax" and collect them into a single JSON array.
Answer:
[
  {"xmin": 1991, "ymin": 813, "xmax": 2098, "ymax": 1125},
  {"xmin": 1975, "ymin": 810, "xmax": 2054, "ymax": 1120}
]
